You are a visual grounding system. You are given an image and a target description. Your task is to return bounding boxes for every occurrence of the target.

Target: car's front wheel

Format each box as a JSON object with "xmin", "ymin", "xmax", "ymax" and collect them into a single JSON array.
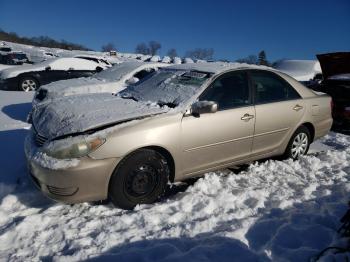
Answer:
[
  {"xmin": 283, "ymin": 126, "xmax": 311, "ymax": 160},
  {"xmin": 109, "ymin": 149, "xmax": 170, "ymax": 210},
  {"xmin": 20, "ymin": 77, "xmax": 39, "ymax": 92}
]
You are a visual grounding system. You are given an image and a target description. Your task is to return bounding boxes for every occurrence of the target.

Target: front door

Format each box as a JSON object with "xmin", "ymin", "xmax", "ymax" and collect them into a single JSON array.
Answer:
[{"xmin": 181, "ymin": 70, "xmax": 255, "ymax": 175}]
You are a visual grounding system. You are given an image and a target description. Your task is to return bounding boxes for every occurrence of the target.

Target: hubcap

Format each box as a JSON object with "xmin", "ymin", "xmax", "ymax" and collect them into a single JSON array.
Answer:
[
  {"xmin": 21, "ymin": 79, "xmax": 37, "ymax": 92},
  {"xmin": 126, "ymin": 165, "xmax": 159, "ymax": 197},
  {"xmin": 291, "ymin": 132, "xmax": 308, "ymax": 158}
]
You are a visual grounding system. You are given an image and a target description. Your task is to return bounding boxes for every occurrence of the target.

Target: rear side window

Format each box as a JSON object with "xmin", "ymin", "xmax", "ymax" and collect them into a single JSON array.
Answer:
[
  {"xmin": 199, "ymin": 71, "xmax": 250, "ymax": 110},
  {"xmin": 250, "ymin": 71, "xmax": 301, "ymax": 104}
]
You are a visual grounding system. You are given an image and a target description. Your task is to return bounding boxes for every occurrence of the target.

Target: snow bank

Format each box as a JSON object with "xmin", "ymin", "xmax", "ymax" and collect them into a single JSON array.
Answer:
[
  {"xmin": 0, "ymin": 131, "xmax": 349, "ymax": 261},
  {"xmin": 1, "ymin": 90, "xmax": 350, "ymax": 261}
]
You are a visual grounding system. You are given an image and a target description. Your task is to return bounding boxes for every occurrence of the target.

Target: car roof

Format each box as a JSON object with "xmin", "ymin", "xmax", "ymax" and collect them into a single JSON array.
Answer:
[{"xmin": 168, "ymin": 62, "xmax": 272, "ymax": 74}]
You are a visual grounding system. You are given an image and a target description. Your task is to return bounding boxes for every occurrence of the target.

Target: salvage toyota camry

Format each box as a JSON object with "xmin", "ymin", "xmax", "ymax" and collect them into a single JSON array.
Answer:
[{"xmin": 25, "ymin": 62, "xmax": 333, "ymax": 209}]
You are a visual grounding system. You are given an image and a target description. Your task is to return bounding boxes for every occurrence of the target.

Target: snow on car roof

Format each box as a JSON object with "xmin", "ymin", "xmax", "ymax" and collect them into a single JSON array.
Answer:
[
  {"xmin": 168, "ymin": 61, "xmax": 271, "ymax": 74},
  {"xmin": 0, "ymin": 57, "xmax": 99, "ymax": 79},
  {"xmin": 96, "ymin": 61, "xmax": 168, "ymax": 81}
]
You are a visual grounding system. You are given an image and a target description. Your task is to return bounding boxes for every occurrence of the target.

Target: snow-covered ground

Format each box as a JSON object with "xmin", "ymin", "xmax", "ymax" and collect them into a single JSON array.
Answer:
[{"xmin": 0, "ymin": 90, "xmax": 349, "ymax": 261}]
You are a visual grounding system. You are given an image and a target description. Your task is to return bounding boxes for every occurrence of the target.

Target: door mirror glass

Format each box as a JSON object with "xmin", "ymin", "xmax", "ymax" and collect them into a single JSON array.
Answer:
[
  {"xmin": 191, "ymin": 101, "xmax": 218, "ymax": 116},
  {"xmin": 126, "ymin": 76, "xmax": 139, "ymax": 85}
]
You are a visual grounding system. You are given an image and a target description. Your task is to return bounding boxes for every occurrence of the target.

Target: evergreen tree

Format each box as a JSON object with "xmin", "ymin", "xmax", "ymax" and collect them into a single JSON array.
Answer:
[{"xmin": 258, "ymin": 50, "xmax": 268, "ymax": 66}]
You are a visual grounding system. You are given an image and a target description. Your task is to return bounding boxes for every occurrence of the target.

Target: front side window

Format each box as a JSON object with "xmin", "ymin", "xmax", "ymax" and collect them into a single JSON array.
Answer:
[
  {"xmin": 199, "ymin": 71, "xmax": 250, "ymax": 110},
  {"xmin": 251, "ymin": 71, "xmax": 301, "ymax": 104}
]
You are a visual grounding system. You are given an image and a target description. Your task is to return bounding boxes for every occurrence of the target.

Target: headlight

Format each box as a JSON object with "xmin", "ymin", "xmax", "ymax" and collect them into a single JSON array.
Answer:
[{"xmin": 43, "ymin": 136, "xmax": 105, "ymax": 159}]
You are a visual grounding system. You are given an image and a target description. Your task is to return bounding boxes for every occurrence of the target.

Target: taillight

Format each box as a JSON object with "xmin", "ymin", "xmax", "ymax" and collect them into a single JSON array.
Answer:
[{"xmin": 330, "ymin": 99, "xmax": 334, "ymax": 112}]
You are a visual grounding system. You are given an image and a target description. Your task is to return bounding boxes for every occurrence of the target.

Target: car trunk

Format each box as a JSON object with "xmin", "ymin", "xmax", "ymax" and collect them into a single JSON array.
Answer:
[{"xmin": 317, "ymin": 52, "xmax": 350, "ymax": 79}]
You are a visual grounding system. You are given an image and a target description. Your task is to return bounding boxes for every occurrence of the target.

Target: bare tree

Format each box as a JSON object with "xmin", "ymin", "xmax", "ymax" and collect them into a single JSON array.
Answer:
[
  {"xmin": 149, "ymin": 41, "xmax": 161, "ymax": 55},
  {"xmin": 185, "ymin": 48, "xmax": 214, "ymax": 60},
  {"xmin": 135, "ymin": 42, "xmax": 150, "ymax": 55},
  {"xmin": 101, "ymin": 43, "xmax": 116, "ymax": 52},
  {"xmin": 167, "ymin": 48, "xmax": 178, "ymax": 58}
]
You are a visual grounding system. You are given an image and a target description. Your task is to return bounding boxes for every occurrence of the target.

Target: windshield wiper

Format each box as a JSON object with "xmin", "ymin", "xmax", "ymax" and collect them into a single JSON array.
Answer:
[{"xmin": 119, "ymin": 93, "xmax": 138, "ymax": 102}]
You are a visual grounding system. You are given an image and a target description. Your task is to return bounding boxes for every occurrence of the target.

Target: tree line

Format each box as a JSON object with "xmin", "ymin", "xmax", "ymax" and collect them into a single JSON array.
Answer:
[
  {"xmin": 0, "ymin": 28, "xmax": 91, "ymax": 51},
  {"xmin": 0, "ymin": 28, "xmax": 273, "ymax": 65},
  {"xmin": 130, "ymin": 40, "xmax": 270, "ymax": 65}
]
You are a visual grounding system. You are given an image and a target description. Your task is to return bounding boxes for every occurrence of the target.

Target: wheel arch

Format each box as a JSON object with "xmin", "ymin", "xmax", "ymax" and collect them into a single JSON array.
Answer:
[
  {"xmin": 301, "ymin": 122, "xmax": 315, "ymax": 142},
  {"xmin": 18, "ymin": 73, "xmax": 41, "ymax": 88},
  {"xmin": 108, "ymin": 145, "xmax": 176, "ymax": 193},
  {"xmin": 142, "ymin": 146, "xmax": 176, "ymax": 183}
]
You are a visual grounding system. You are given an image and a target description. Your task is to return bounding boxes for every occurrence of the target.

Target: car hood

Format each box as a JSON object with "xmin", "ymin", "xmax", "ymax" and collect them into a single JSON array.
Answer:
[
  {"xmin": 32, "ymin": 93, "xmax": 170, "ymax": 140},
  {"xmin": 317, "ymin": 52, "xmax": 350, "ymax": 80}
]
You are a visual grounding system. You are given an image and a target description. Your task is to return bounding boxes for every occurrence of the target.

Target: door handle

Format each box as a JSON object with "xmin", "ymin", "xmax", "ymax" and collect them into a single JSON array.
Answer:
[
  {"xmin": 241, "ymin": 113, "xmax": 254, "ymax": 121},
  {"xmin": 293, "ymin": 104, "xmax": 303, "ymax": 111}
]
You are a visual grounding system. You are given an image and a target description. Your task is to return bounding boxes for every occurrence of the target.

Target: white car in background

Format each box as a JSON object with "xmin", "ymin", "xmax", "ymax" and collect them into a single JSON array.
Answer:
[
  {"xmin": 32, "ymin": 61, "xmax": 169, "ymax": 106},
  {"xmin": 74, "ymin": 55, "xmax": 113, "ymax": 69},
  {"xmin": 274, "ymin": 60, "xmax": 322, "ymax": 82},
  {"xmin": 0, "ymin": 57, "xmax": 105, "ymax": 91}
]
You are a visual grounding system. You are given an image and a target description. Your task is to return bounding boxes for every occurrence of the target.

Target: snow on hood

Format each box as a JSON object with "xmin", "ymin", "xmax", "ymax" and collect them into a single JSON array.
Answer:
[
  {"xmin": 32, "ymin": 93, "xmax": 169, "ymax": 140},
  {"xmin": 274, "ymin": 60, "xmax": 321, "ymax": 81},
  {"xmin": 37, "ymin": 61, "xmax": 168, "ymax": 102}
]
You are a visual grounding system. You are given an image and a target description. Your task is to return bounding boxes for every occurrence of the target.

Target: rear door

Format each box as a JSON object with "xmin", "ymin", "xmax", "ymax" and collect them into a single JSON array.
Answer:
[
  {"xmin": 249, "ymin": 70, "xmax": 305, "ymax": 156},
  {"xmin": 181, "ymin": 70, "xmax": 255, "ymax": 175}
]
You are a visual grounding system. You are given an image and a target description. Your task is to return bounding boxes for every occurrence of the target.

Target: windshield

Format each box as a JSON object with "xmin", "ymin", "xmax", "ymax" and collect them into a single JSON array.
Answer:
[{"xmin": 118, "ymin": 69, "xmax": 211, "ymax": 107}]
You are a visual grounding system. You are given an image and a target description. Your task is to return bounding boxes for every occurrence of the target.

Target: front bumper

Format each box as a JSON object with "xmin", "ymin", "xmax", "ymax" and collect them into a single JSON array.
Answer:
[{"xmin": 26, "ymin": 135, "xmax": 120, "ymax": 204}]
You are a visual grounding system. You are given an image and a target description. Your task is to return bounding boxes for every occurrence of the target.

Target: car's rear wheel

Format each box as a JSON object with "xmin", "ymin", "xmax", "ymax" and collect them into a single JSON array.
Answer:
[
  {"xmin": 109, "ymin": 149, "xmax": 170, "ymax": 210},
  {"xmin": 20, "ymin": 77, "xmax": 39, "ymax": 92},
  {"xmin": 283, "ymin": 126, "xmax": 311, "ymax": 160}
]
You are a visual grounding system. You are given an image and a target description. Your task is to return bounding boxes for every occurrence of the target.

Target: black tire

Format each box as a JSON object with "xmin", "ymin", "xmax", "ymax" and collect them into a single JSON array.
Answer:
[
  {"xmin": 109, "ymin": 149, "xmax": 170, "ymax": 210},
  {"xmin": 19, "ymin": 77, "xmax": 39, "ymax": 92},
  {"xmin": 283, "ymin": 126, "xmax": 311, "ymax": 160}
]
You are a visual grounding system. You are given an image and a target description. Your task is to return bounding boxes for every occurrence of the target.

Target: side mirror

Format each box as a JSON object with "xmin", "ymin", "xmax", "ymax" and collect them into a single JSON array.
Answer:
[
  {"xmin": 45, "ymin": 66, "xmax": 51, "ymax": 71},
  {"xmin": 191, "ymin": 101, "xmax": 218, "ymax": 116},
  {"xmin": 126, "ymin": 77, "xmax": 139, "ymax": 85}
]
